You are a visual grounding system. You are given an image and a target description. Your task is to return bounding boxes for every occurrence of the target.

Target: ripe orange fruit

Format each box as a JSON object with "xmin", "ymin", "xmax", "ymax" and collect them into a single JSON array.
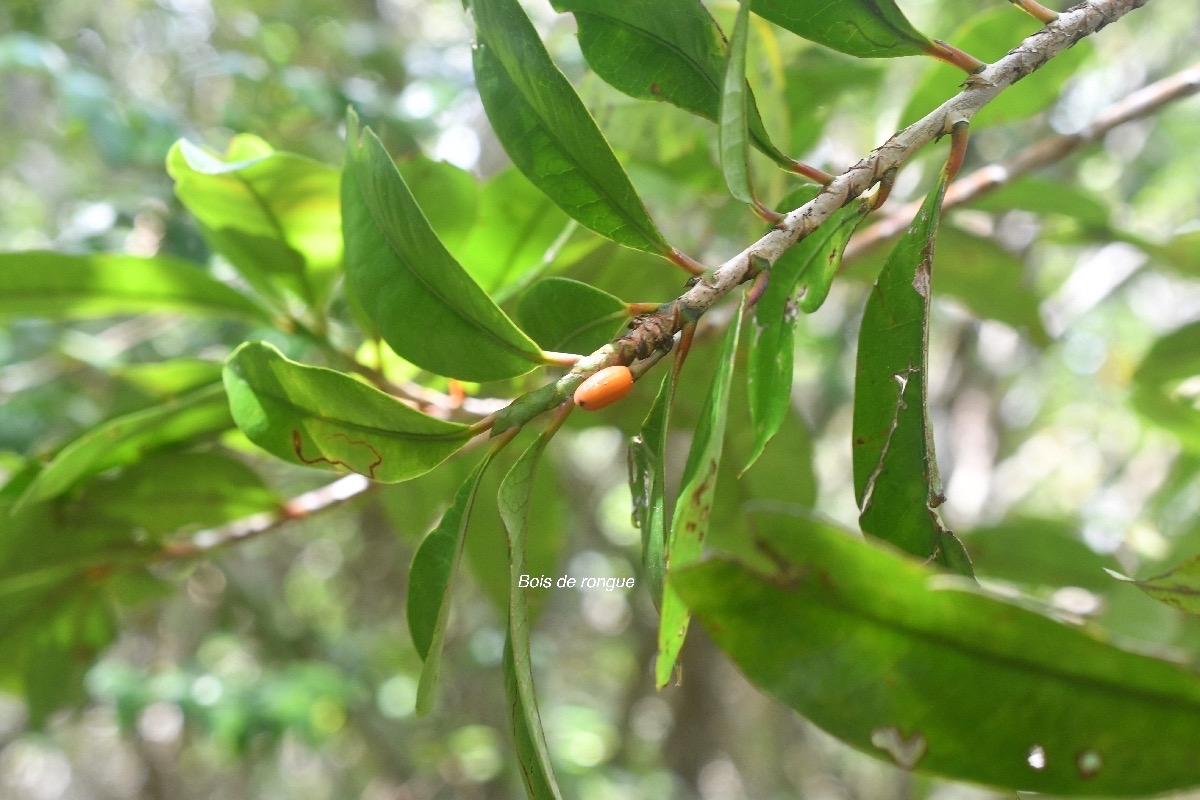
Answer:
[{"xmin": 573, "ymin": 365, "xmax": 634, "ymax": 411}]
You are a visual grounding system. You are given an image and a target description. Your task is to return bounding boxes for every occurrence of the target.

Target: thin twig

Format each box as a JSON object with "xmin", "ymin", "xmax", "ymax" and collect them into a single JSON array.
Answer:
[{"xmin": 845, "ymin": 62, "xmax": 1200, "ymax": 261}]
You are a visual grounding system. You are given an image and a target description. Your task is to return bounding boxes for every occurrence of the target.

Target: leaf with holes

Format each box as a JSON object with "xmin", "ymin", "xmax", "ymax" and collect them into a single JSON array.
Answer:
[
  {"xmin": 852, "ymin": 170, "xmax": 971, "ymax": 576},
  {"xmin": 224, "ymin": 341, "xmax": 472, "ymax": 483},
  {"xmin": 343, "ymin": 111, "xmax": 544, "ymax": 382},
  {"xmin": 471, "ymin": 0, "xmax": 669, "ymax": 255},
  {"xmin": 656, "ymin": 299, "xmax": 744, "ymax": 688},
  {"xmin": 673, "ymin": 512, "xmax": 1200, "ymax": 796}
]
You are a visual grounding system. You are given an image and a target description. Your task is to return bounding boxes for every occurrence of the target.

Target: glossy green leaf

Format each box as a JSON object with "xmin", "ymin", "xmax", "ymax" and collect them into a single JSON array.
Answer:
[
  {"xmin": 0, "ymin": 251, "xmax": 269, "ymax": 321},
  {"xmin": 852, "ymin": 170, "xmax": 971, "ymax": 575},
  {"xmin": 656, "ymin": 300, "xmax": 743, "ymax": 688},
  {"xmin": 408, "ymin": 454, "xmax": 494, "ymax": 714},
  {"xmin": 516, "ymin": 277, "xmax": 626, "ymax": 355},
  {"xmin": 223, "ymin": 341, "xmax": 472, "ymax": 482},
  {"xmin": 719, "ymin": 0, "xmax": 756, "ymax": 206},
  {"xmin": 750, "ymin": 0, "xmax": 933, "ymax": 59},
  {"xmin": 629, "ymin": 372, "xmax": 676, "ymax": 608},
  {"xmin": 471, "ymin": 0, "xmax": 670, "ymax": 255},
  {"xmin": 551, "ymin": 0, "xmax": 794, "ymax": 169},
  {"xmin": 499, "ymin": 425, "xmax": 565, "ymax": 799},
  {"xmin": 747, "ymin": 197, "xmax": 864, "ymax": 472},
  {"xmin": 167, "ymin": 135, "xmax": 343, "ymax": 306},
  {"xmin": 900, "ymin": 9, "xmax": 1092, "ymax": 129},
  {"xmin": 673, "ymin": 514, "xmax": 1200, "ymax": 796},
  {"xmin": 17, "ymin": 383, "xmax": 232, "ymax": 508},
  {"xmin": 1126, "ymin": 555, "xmax": 1200, "ymax": 616},
  {"xmin": 342, "ymin": 111, "xmax": 544, "ymax": 382}
]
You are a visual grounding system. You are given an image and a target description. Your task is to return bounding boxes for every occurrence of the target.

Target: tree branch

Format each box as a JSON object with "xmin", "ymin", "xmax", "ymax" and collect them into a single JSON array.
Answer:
[
  {"xmin": 845, "ymin": 61, "xmax": 1200, "ymax": 260},
  {"xmin": 546, "ymin": 0, "xmax": 1153, "ymax": 400}
]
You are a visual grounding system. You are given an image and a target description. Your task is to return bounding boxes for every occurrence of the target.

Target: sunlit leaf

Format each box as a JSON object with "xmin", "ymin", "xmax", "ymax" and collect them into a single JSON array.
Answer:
[
  {"xmin": 656, "ymin": 300, "xmax": 744, "ymax": 688},
  {"xmin": 342, "ymin": 110, "xmax": 544, "ymax": 381},
  {"xmin": 0, "ymin": 251, "xmax": 269, "ymax": 321},
  {"xmin": 224, "ymin": 341, "xmax": 473, "ymax": 482},
  {"xmin": 852, "ymin": 169, "xmax": 971, "ymax": 575},
  {"xmin": 471, "ymin": 0, "xmax": 670, "ymax": 255},
  {"xmin": 674, "ymin": 514, "xmax": 1200, "ymax": 796},
  {"xmin": 167, "ymin": 135, "xmax": 343, "ymax": 306},
  {"xmin": 750, "ymin": 0, "xmax": 934, "ymax": 59}
]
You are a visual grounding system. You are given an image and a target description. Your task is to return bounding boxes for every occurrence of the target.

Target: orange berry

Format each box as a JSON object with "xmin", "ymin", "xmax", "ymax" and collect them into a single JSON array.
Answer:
[{"xmin": 573, "ymin": 365, "xmax": 634, "ymax": 411}]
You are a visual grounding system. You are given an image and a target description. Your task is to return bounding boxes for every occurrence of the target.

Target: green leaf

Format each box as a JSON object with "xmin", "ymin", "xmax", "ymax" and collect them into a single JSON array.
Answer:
[
  {"xmin": 934, "ymin": 227, "xmax": 1050, "ymax": 346},
  {"xmin": 74, "ymin": 451, "xmax": 280, "ymax": 537},
  {"xmin": 516, "ymin": 277, "xmax": 626, "ymax": 355},
  {"xmin": 455, "ymin": 168, "xmax": 594, "ymax": 302},
  {"xmin": 673, "ymin": 514, "xmax": 1200, "ymax": 796},
  {"xmin": 167, "ymin": 135, "xmax": 343, "ymax": 307},
  {"xmin": 1134, "ymin": 320, "xmax": 1200, "ymax": 387},
  {"xmin": 852, "ymin": 170, "xmax": 971, "ymax": 575},
  {"xmin": 1126, "ymin": 554, "xmax": 1200, "ymax": 616},
  {"xmin": 1130, "ymin": 321, "xmax": 1200, "ymax": 454},
  {"xmin": 396, "ymin": 155, "xmax": 480, "ymax": 254},
  {"xmin": 111, "ymin": 359, "xmax": 225, "ymax": 399},
  {"xmin": 899, "ymin": 9, "xmax": 1092, "ymax": 129},
  {"xmin": 499, "ymin": 424, "xmax": 565, "ymax": 799},
  {"xmin": 656, "ymin": 300, "xmax": 744, "ymax": 688},
  {"xmin": 747, "ymin": 199, "xmax": 867, "ymax": 472},
  {"xmin": 750, "ymin": 0, "xmax": 933, "ymax": 59},
  {"xmin": 629, "ymin": 372, "xmax": 676, "ymax": 608},
  {"xmin": 471, "ymin": 0, "xmax": 670, "ymax": 255},
  {"xmin": 408, "ymin": 454, "xmax": 494, "ymax": 714},
  {"xmin": 964, "ymin": 518, "xmax": 1117, "ymax": 591},
  {"xmin": 719, "ymin": 0, "xmax": 756, "ymax": 206},
  {"xmin": 223, "ymin": 341, "xmax": 472, "ymax": 482},
  {"xmin": 0, "ymin": 251, "xmax": 269, "ymax": 321},
  {"xmin": 342, "ymin": 111, "xmax": 544, "ymax": 382},
  {"xmin": 551, "ymin": 0, "xmax": 794, "ymax": 169},
  {"xmin": 17, "ymin": 383, "xmax": 232, "ymax": 508},
  {"xmin": 10, "ymin": 584, "xmax": 117, "ymax": 728},
  {"xmin": 967, "ymin": 176, "xmax": 1110, "ymax": 228}
]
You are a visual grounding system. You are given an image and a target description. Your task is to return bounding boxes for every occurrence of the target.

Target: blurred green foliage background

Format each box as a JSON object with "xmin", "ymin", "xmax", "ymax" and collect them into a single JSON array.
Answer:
[{"xmin": 2, "ymin": 0, "xmax": 1200, "ymax": 798}]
